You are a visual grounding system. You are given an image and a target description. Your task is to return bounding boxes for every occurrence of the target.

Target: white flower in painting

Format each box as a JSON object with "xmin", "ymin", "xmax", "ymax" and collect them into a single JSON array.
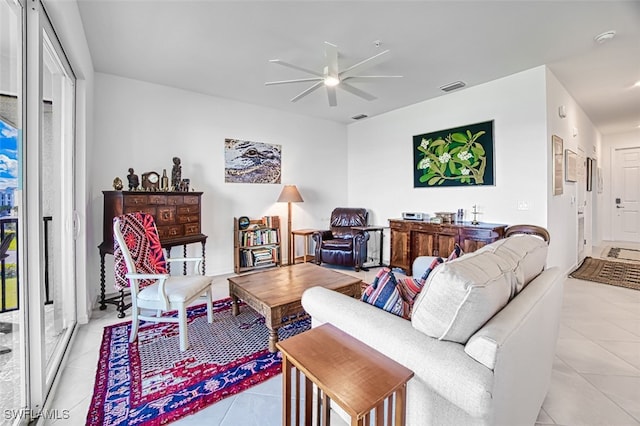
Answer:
[
  {"xmin": 457, "ymin": 150, "xmax": 473, "ymax": 161},
  {"xmin": 420, "ymin": 138, "xmax": 430, "ymax": 149},
  {"xmin": 418, "ymin": 158, "xmax": 431, "ymax": 169},
  {"xmin": 438, "ymin": 152, "xmax": 451, "ymax": 164},
  {"xmin": 461, "ymin": 167, "xmax": 471, "ymax": 175}
]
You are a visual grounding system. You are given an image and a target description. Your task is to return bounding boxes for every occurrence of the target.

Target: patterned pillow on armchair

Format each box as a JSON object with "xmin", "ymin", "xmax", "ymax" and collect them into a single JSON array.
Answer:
[{"xmin": 113, "ymin": 212, "xmax": 168, "ymax": 290}]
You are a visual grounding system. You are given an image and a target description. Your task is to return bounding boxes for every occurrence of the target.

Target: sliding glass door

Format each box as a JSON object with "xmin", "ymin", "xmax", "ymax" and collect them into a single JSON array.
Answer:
[
  {"xmin": 0, "ymin": 1, "xmax": 77, "ymax": 423},
  {"xmin": 25, "ymin": 1, "xmax": 77, "ymax": 414},
  {"xmin": 0, "ymin": 0, "xmax": 26, "ymax": 423}
]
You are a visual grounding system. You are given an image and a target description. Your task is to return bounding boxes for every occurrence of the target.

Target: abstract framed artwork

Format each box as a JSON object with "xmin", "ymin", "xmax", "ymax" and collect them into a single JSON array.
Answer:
[
  {"xmin": 413, "ymin": 120, "xmax": 495, "ymax": 187},
  {"xmin": 565, "ymin": 149, "xmax": 577, "ymax": 182},
  {"xmin": 224, "ymin": 138, "xmax": 282, "ymax": 184},
  {"xmin": 552, "ymin": 135, "xmax": 563, "ymax": 195}
]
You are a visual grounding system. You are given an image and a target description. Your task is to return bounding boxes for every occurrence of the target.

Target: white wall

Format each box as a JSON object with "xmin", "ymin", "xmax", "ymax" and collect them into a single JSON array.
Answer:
[
  {"xmin": 347, "ymin": 67, "xmax": 553, "ymax": 265},
  {"xmin": 600, "ymin": 129, "xmax": 640, "ymax": 241},
  {"xmin": 545, "ymin": 69, "xmax": 601, "ymax": 271},
  {"xmin": 89, "ymin": 73, "xmax": 348, "ymax": 303}
]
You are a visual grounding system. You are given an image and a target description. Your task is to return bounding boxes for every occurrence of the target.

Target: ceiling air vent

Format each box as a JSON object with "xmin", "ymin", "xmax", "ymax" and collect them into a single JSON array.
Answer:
[
  {"xmin": 351, "ymin": 113, "xmax": 369, "ymax": 120},
  {"xmin": 440, "ymin": 81, "xmax": 466, "ymax": 92}
]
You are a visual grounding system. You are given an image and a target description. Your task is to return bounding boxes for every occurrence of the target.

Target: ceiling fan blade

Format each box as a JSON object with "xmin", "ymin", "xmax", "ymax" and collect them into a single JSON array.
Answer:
[
  {"xmin": 342, "ymin": 75, "xmax": 403, "ymax": 80},
  {"xmin": 269, "ymin": 59, "xmax": 324, "ymax": 77},
  {"xmin": 291, "ymin": 81, "xmax": 324, "ymax": 103},
  {"xmin": 265, "ymin": 77, "xmax": 323, "ymax": 86},
  {"xmin": 340, "ymin": 50, "xmax": 390, "ymax": 80},
  {"xmin": 339, "ymin": 82, "xmax": 377, "ymax": 101},
  {"xmin": 324, "ymin": 42, "xmax": 339, "ymax": 79},
  {"xmin": 326, "ymin": 86, "xmax": 337, "ymax": 107}
]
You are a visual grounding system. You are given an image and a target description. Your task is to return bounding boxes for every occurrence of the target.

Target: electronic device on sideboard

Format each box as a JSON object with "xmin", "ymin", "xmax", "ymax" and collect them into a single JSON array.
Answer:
[{"xmin": 402, "ymin": 212, "xmax": 426, "ymax": 221}]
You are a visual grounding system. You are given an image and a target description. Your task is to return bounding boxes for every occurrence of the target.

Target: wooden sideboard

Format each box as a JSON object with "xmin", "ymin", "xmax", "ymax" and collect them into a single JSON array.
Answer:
[
  {"xmin": 98, "ymin": 190, "xmax": 207, "ymax": 317},
  {"xmin": 389, "ymin": 219, "xmax": 507, "ymax": 275}
]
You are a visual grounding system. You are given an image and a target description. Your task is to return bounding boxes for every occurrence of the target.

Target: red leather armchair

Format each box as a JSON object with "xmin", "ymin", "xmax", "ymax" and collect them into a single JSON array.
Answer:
[{"xmin": 312, "ymin": 208, "xmax": 369, "ymax": 271}]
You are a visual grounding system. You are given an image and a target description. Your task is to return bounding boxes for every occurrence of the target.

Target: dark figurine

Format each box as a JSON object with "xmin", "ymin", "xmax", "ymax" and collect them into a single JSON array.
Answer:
[
  {"xmin": 127, "ymin": 168, "xmax": 139, "ymax": 190},
  {"xmin": 171, "ymin": 157, "xmax": 182, "ymax": 190}
]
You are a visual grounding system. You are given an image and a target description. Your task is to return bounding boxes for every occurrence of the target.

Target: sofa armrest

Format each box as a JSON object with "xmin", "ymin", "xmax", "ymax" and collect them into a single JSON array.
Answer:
[
  {"xmin": 312, "ymin": 230, "xmax": 332, "ymax": 260},
  {"xmin": 302, "ymin": 286, "xmax": 494, "ymax": 419}
]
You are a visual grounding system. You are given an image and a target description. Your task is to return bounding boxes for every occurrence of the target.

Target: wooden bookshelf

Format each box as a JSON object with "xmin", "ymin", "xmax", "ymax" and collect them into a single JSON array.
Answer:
[{"xmin": 234, "ymin": 216, "xmax": 281, "ymax": 274}]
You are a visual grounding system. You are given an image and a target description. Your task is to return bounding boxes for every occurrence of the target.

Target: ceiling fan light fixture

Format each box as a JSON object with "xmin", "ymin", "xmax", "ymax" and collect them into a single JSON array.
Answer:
[{"xmin": 324, "ymin": 76, "xmax": 340, "ymax": 87}]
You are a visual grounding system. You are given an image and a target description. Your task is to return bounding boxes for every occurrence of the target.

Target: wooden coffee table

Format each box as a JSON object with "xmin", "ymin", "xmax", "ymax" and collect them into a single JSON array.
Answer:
[{"xmin": 228, "ymin": 263, "xmax": 362, "ymax": 353}]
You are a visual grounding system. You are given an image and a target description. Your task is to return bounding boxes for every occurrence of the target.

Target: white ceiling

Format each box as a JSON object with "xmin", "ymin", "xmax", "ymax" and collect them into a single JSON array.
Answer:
[{"xmin": 74, "ymin": 0, "xmax": 640, "ymax": 134}]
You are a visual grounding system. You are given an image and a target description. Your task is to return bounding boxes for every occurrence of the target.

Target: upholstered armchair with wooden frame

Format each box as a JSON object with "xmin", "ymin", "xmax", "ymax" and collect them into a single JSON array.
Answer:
[
  {"xmin": 113, "ymin": 212, "xmax": 213, "ymax": 352},
  {"xmin": 312, "ymin": 207, "xmax": 370, "ymax": 271}
]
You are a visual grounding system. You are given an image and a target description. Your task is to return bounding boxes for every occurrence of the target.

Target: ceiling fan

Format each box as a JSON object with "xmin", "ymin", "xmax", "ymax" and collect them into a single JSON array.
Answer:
[{"xmin": 265, "ymin": 42, "xmax": 402, "ymax": 107}]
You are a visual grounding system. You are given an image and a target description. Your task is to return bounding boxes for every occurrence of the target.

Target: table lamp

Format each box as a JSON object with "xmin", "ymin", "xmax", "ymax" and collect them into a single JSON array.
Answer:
[{"xmin": 277, "ymin": 185, "xmax": 304, "ymax": 265}]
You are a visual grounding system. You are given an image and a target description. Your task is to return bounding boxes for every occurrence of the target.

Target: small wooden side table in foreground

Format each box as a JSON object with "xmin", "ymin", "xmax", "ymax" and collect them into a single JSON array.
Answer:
[{"xmin": 277, "ymin": 323, "xmax": 414, "ymax": 426}]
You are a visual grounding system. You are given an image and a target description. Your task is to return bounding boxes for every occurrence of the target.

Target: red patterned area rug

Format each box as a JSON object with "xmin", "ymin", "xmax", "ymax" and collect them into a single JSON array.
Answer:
[{"xmin": 86, "ymin": 299, "xmax": 309, "ymax": 426}]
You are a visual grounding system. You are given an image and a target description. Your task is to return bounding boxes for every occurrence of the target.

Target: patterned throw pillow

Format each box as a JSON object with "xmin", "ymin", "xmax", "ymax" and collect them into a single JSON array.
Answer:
[
  {"xmin": 447, "ymin": 243, "xmax": 464, "ymax": 261},
  {"xmin": 391, "ymin": 257, "xmax": 444, "ymax": 318},
  {"xmin": 419, "ymin": 257, "xmax": 445, "ymax": 283},
  {"xmin": 361, "ymin": 268, "xmax": 409, "ymax": 318}
]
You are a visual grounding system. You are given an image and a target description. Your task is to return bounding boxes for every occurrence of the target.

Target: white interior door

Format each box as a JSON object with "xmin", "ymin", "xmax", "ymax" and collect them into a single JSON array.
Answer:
[{"xmin": 613, "ymin": 147, "xmax": 640, "ymax": 242}]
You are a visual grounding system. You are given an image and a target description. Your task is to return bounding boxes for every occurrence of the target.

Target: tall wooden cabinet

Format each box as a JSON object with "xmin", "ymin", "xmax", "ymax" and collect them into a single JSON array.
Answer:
[
  {"xmin": 99, "ymin": 190, "xmax": 207, "ymax": 317},
  {"xmin": 389, "ymin": 219, "xmax": 507, "ymax": 275}
]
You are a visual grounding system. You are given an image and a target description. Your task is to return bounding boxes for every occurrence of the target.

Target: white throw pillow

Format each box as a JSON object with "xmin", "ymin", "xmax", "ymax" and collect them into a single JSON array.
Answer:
[
  {"xmin": 411, "ymin": 251, "xmax": 513, "ymax": 344},
  {"xmin": 474, "ymin": 234, "xmax": 548, "ymax": 297}
]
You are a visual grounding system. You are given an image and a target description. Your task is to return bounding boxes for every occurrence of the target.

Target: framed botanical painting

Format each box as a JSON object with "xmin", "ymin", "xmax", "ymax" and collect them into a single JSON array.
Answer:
[
  {"xmin": 413, "ymin": 120, "xmax": 495, "ymax": 187},
  {"xmin": 552, "ymin": 135, "xmax": 563, "ymax": 195}
]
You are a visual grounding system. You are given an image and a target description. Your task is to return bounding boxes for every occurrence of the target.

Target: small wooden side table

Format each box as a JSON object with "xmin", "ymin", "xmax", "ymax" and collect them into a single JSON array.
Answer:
[
  {"xmin": 352, "ymin": 225, "xmax": 386, "ymax": 268},
  {"xmin": 277, "ymin": 323, "xmax": 414, "ymax": 426},
  {"xmin": 291, "ymin": 229, "xmax": 317, "ymax": 264}
]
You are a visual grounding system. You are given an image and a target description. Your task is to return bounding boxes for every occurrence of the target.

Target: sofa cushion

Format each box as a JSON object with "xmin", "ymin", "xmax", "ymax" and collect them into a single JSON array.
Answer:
[
  {"xmin": 475, "ymin": 234, "xmax": 548, "ymax": 297},
  {"xmin": 411, "ymin": 250, "xmax": 514, "ymax": 343},
  {"xmin": 361, "ymin": 268, "xmax": 408, "ymax": 318},
  {"xmin": 321, "ymin": 238, "xmax": 353, "ymax": 251}
]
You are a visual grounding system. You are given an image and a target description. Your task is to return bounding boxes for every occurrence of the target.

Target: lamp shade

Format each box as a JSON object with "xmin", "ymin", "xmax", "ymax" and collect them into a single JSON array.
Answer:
[{"xmin": 277, "ymin": 185, "xmax": 304, "ymax": 203}]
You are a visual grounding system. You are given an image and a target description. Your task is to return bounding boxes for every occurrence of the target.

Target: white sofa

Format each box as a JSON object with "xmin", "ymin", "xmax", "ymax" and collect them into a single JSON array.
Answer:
[{"xmin": 301, "ymin": 234, "xmax": 564, "ymax": 426}]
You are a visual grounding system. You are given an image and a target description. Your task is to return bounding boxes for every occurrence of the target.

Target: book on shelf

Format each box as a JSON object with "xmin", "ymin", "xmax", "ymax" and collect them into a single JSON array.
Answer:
[
  {"xmin": 239, "ymin": 228, "xmax": 279, "ymax": 246},
  {"xmin": 239, "ymin": 247, "xmax": 277, "ymax": 268},
  {"xmin": 262, "ymin": 216, "xmax": 280, "ymax": 229}
]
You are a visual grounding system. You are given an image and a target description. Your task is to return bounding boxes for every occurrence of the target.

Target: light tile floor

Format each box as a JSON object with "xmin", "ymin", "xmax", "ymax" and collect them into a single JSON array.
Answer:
[{"xmin": 46, "ymin": 247, "xmax": 640, "ymax": 425}]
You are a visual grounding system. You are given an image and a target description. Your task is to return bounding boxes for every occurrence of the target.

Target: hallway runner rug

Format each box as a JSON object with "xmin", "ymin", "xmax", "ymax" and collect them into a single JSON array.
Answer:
[
  {"xmin": 86, "ymin": 299, "xmax": 310, "ymax": 426},
  {"xmin": 569, "ymin": 257, "xmax": 640, "ymax": 291},
  {"xmin": 606, "ymin": 247, "xmax": 640, "ymax": 262}
]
